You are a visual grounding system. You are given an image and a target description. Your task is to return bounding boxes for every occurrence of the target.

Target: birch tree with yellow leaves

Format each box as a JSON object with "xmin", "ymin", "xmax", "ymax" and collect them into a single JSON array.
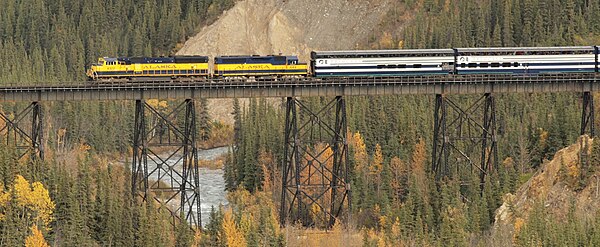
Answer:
[{"xmin": 0, "ymin": 175, "xmax": 54, "ymax": 246}]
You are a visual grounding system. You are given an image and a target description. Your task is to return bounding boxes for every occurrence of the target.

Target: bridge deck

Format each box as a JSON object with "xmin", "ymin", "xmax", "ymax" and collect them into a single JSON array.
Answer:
[{"xmin": 0, "ymin": 74, "xmax": 599, "ymax": 102}]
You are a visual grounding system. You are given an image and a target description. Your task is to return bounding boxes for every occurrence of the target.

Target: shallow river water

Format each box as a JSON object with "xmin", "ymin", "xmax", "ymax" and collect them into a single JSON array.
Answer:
[{"xmin": 131, "ymin": 146, "xmax": 230, "ymax": 226}]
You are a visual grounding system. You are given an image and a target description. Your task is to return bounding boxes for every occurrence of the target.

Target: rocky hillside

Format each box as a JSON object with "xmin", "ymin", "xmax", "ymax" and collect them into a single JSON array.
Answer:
[
  {"xmin": 493, "ymin": 135, "xmax": 600, "ymax": 239},
  {"xmin": 178, "ymin": 0, "xmax": 391, "ymax": 60},
  {"xmin": 177, "ymin": 0, "xmax": 394, "ymax": 124}
]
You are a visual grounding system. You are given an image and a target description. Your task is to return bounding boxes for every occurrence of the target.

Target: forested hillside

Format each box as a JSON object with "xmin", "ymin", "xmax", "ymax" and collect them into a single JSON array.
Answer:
[
  {"xmin": 0, "ymin": 0, "xmax": 235, "ymax": 83},
  {"xmin": 2, "ymin": 0, "xmax": 600, "ymax": 246},
  {"xmin": 0, "ymin": 0, "xmax": 237, "ymax": 246},
  {"xmin": 0, "ymin": 0, "xmax": 233, "ymax": 153},
  {"xmin": 221, "ymin": 0, "xmax": 600, "ymax": 246},
  {"xmin": 375, "ymin": 0, "xmax": 600, "ymax": 49}
]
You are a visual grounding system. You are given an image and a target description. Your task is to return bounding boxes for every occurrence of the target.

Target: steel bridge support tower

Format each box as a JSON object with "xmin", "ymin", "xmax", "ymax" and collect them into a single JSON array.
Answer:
[
  {"xmin": 280, "ymin": 96, "xmax": 351, "ymax": 228},
  {"xmin": 581, "ymin": 92, "xmax": 595, "ymax": 137},
  {"xmin": 131, "ymin": 99, "xmax": 201, "ymax": 227},
  {"xmin": 431, "ymin": 94, "xmax": 498, "ymax": 187},
  {"xmin": 0, "ymin": 102, "xmax": 44, "ymax": 162}
]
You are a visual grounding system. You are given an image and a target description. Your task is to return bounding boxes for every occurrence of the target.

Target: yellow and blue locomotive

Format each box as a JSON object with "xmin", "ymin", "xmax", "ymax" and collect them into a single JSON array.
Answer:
[
  {"xmin": 87, "ymin": 55, "xmax": 308, "ymax": 82},
  {"xmin": 86, "ymin": 56, "xmax": 210, "ymax": 81},
  {"xmin": 213, "ymin": 55, "xmax": 308, "ymax": 77}
]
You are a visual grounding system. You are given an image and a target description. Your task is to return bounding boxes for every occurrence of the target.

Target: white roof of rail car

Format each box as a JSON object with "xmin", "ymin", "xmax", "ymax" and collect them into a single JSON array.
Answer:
[
  {"xmin": 313, "ymin": 49, "xmax": 455, "ymax": 55},
  {"xmin": 456, "ymin": 46, "xmax": 595, "ymax": 52}
]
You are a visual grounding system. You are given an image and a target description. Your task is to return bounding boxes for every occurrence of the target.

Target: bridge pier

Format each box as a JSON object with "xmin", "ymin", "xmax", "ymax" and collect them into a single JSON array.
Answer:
[
  {"xmin": 280, "ymin": 96, "xmax": 351, "ymax": 228},
  {"xmin": 0, "ymin": 102, "xmax": 44, "ymax": 161},
  {"xmin": 581, "ymin": 92, "xmax": 595, "ymax": 137},
  {"xmin": 131, "ymin": 99, "xmax": 201, "ymax": 227},
  {"xmin": 431, "ymin": 94, "xmax": 497, "ymax": 187}
]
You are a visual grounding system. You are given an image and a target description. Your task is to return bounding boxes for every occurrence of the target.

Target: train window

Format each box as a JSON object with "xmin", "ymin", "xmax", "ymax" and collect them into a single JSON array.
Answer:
[
  {"xmin": 468, "ymin": 63, "xmax": 477, "ymax": 68},
  {"xmin": 491, "ymin": 63, "xmax": 500, "ymax": 67},
  {"xmin": 480, "ymin": 63, "xmax": 489, "ymax": 68},
  {"xmin": 398, "ymin": 64, "xmax": 406, "ymax": 68},
  {"xmin": 377, "ymin": 65, "xmax": 385, "ymax": 69},
  {"xmin": 461, "ymin": 63, "xmax": 466, "ymax": 68},
  {"xmin": 502, "ymin": 62, "xmax": 511, "ymax": 67},
  {"xmin": 513, "ymin": 62, "xmax": 520, "ymax": 67},
  {"xmin": 274, "ymin": 57, "xmax": 286, "ymax": 65},
  {"xmin": 413, "ymin": 64, "xmax": 422, "ymax": 68}
]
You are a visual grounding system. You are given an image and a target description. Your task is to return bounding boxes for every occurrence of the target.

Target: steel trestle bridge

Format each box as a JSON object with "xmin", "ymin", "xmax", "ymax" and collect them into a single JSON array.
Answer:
[{"xmin": 0, "ymin": 73, "xmax": 598, "ymax": 228}]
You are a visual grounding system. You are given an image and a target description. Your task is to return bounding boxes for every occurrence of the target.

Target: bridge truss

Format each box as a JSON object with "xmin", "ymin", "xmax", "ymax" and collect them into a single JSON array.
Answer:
[
  {"xmin": 131, "ymin": 99, "xmax": 201, "ymax": 227},
  {"xmin": 0, "ymin": 102, "xmax": 44, "ymax": 162},
  {"xmin": 431, "ymin": 94, "xmax": 498, "ymax": 186},
  {"xmin": 280, "ymin": 96, "xmax": 351, "ymax": 227},
  {"xmin": 0, "ymin": 74, "xmax": 599, "ymax": 229}
]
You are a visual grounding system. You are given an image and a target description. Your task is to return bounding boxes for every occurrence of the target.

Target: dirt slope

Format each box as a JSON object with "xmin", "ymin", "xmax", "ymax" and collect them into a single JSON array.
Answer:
[
  {"xmin": 178, "ymin": 0, "xmax": 391, "ymax": 60},
  {"xmin": 177, "ymin": 0, "xmax": 392, "ymax": 124},
  {"xmin": 493, "ymin": 135, "xmax": 600, "ymax": 239}
]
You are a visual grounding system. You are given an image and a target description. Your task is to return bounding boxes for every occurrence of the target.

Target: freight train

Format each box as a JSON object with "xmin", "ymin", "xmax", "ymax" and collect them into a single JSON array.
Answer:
[{"xmin": 86, "ymin": 46, "xmax": 600, "ymax": 82}]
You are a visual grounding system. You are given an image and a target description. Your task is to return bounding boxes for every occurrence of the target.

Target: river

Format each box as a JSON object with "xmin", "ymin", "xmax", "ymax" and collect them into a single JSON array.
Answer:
[{"xmin": 133, "ymin": 146, "xmax": 230, "ymax": 226}]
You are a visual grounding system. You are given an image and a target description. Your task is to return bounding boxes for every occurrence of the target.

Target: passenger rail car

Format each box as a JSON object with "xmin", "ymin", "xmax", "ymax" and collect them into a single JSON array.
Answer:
[
  {"xmin": 86, "ymin": 56, "xmax": 209, "ymax": 81},
  {"xmin": 311, "ymin": 49, "xmax": 455, "ymax": 77},
  {"xmin": 213, "ymin": 55, "xmax": 308, "ymax": 77},
  {"xmin": 455, "ymin": 46, "xmax": 598, "ymax": 74}
]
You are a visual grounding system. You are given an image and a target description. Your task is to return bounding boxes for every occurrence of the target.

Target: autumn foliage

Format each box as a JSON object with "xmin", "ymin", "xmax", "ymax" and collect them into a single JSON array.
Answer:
[
  {"xmin": 0, "ymin": 175, "xmax": 54, "ymax": 245},
  {"xmin": 25, "ymin": 224, "xmax": 50, "ymax": 247}
]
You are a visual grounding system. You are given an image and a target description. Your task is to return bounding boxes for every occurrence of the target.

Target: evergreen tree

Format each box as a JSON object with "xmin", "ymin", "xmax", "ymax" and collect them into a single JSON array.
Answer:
[{"xmin": 198, "ymin": 98, "xmax": 212, "ymax": 141}]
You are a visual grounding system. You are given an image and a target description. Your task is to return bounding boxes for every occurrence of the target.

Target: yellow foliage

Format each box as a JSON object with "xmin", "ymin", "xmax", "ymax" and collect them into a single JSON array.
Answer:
[
  {"xmin": 379, "ymin": 32, "xmax": 394, "ymax": 48},
  {"xmin": 567, "ymin": 163, "xmax": 580, "ymax": 178},
  {"xmin": 12, "ymin": 175, "xmax": 55, "ymax": 228},
  {"xmin": 258, "ymin": 150, "xmax": 276, "ymax": 191},
  {"xmin": 513, "ymin": 217, "xmax": 525, "ymax": 243},
  {"xmin": 193, "ymin": 230, "xmax": 202, "ymax": 246},
  {"xmin": 539, "ymin": 128, "xmax": 548, "ymax": 149},
  {"xmin": 25, "ymin": 224, "xmax": 49, "ymax": 247},
  {"xmin": 377, "ymin": 235, "xmax": 386, "ymax": 247},
  {"xmin": 370, "ymin": 144, "xmax": 383, "ymax": 175},
  {"xmin": 411, "ymin": 139, "xmax": 427, "ymax": 192},
  {"xmin": 391, "ymin": 217, "xmax": 401, "ymax": 238},
  {"xmin": 239, "ymin": 213, "xmax": 253, "ymax": 236},
  {"xmin": 223, "ymin": 209, "xmax": 247, "ymax": 247},
  {"xmin": 146, "ymin": 99, "xmax": 158, "ymax": 108},
  {"xmin": 311, "ymin": 203, "xmax": 322, "ymax": 217},
  {"xmin": 378, "ymin": 215, "xmax": 387, "ymax": 229},
  {"xmin": 146, "ymin": 99, "xmax": 168, "ymax": 109},
  {"xmin": 78, "ymin": 143, "xmax": 91, "ymax": 152},
  {"xmin": 353, "ymin": 132, "xmax": 368, "ymax": 172},
  {"xmin": 226, "ymin": 189, "xmax": 282, "ymax": 240},
  {"xmin": 158, "ymin": 100, "xmax": 168, "ymax": 109}
]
